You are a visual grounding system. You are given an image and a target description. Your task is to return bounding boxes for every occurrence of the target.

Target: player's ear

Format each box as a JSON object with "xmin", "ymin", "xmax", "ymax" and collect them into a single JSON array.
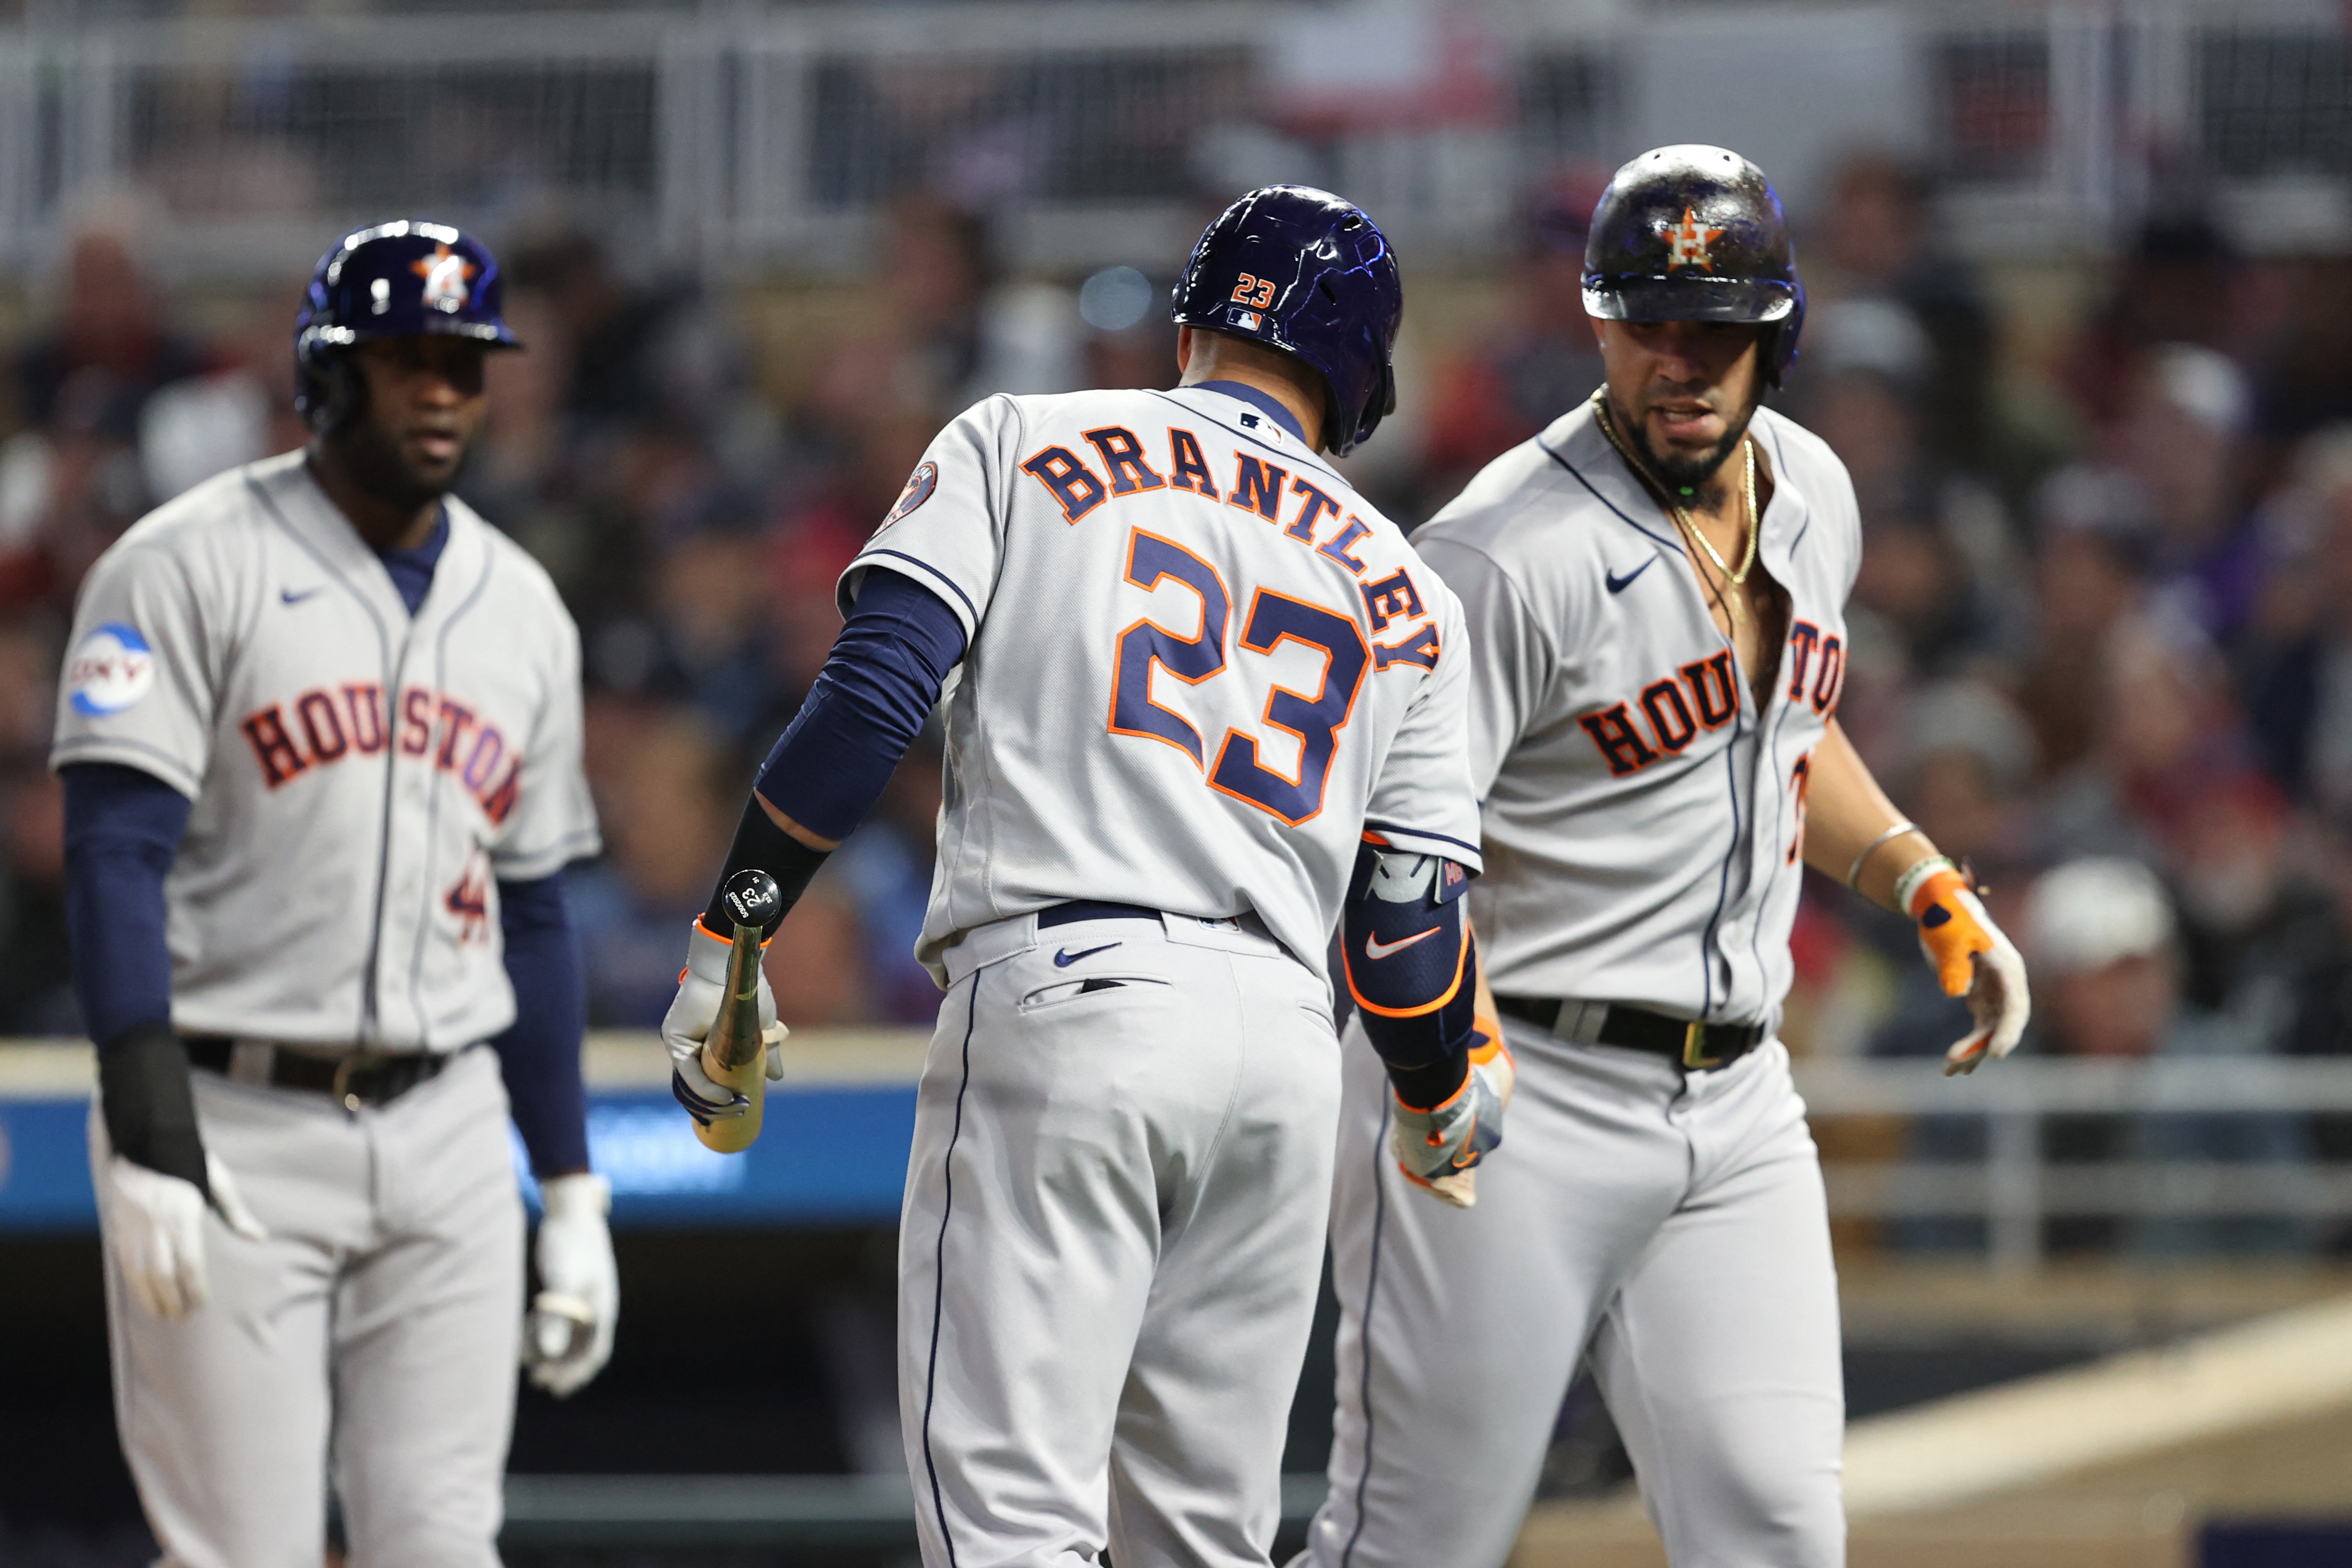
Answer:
[{"xmin": 1175, "ymin": 325, "xmax": 1196, "ymax": 381}]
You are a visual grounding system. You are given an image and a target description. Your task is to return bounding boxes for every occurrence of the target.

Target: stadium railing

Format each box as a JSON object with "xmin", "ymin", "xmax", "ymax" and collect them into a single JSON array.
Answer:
[
  {"xmin": 4, "ymin": 1036, "xmax": 2350, "ymax": 1275},
  {"xmin": 0, "ymin": 0, "xmax": 2338, "ymax": 280}
]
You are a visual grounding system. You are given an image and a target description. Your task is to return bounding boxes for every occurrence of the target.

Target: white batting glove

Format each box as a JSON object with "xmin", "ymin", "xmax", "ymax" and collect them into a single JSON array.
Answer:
[
  {"xmin": 1898, "ymin": 858, "xmax": 2032, "ymax": 1076},
  {"xmin": 525, "ymin": 1173, "xmax": 618, "ymax": 1397},
  {"xmin": 661, "ymin": 919, "xmax": 789, "ymax": 1122},
  {"xmin": 103, "ymin": 1152, "xmax": 266, "ymax": 1320},
  {"xmin": 1390, "ymin": 1033, "xmax": 1515, "ymax": 1209}
]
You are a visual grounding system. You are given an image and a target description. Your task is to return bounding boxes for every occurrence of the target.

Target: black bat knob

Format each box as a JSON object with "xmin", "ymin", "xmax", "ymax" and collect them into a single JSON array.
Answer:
[{"xmin": 722, "ymin": 868, "xmax": 783, "ymax": 932}]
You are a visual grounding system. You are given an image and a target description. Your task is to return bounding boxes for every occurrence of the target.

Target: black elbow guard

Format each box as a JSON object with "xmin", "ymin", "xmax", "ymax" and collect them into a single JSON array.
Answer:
[{"xmin": 1341, "ymin": 844, "xmax": 1478, "ymax": 1069}]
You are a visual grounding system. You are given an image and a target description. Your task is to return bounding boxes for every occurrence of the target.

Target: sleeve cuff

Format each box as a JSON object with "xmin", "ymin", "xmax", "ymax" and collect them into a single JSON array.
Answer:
[
  {"xmin": 838, "ymin": 550, "xmax": 981, "ymax": 642},
  {"xmin": 1361, "ymin": 820, "xmax": 1484, "ymax": 872},
  {"xmin": 491, "ymin": 828, "xmax": 603, "ymax": 882},
  {"xmin": 48, "ymin": 739, "xmax": 202, "ymax": 799}
]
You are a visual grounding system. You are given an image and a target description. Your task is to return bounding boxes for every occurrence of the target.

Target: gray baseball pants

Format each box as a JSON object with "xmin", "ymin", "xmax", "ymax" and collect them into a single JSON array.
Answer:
[
  {"xmin": 92, "ymin": 1043, "xmax": 524, "ymax": 1568},
  {"xmin": 1299, "ymin": 1017, "xmax": 1845, "ymax": 1568},
  {"xmin": 899, "ymin": 909, "xmax": 1340, "ymax": 1568}
]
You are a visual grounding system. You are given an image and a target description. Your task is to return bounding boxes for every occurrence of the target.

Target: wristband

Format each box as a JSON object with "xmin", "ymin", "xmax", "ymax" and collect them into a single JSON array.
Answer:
[
  {"xmin": 701, "ymin": 796, "xmax": 829, "ymax": 939},
  {"xmin": 1846, "ymin": 820, "xmax": 1923, "ymax": 893},
  {"xmin": 96, "ymin": 1021, "xmax": 210, "ymax": 1195},
  {"xmin": 1892, "ymin": 853, "xmax": 1962, "ymax": 918}
]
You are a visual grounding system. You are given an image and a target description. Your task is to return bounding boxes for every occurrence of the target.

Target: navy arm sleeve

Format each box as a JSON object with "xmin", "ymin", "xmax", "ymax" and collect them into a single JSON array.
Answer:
[
  {"xmin": 752, "ymin": 568, "xmax": 967, "ymax": 844},
  {"xmin": 493, "ymin": 871, "xmax": 591, "ymax": 1178},
  {"xmin": 62, "ymin": 761, "xmax": 189, "ymax": 1046}
]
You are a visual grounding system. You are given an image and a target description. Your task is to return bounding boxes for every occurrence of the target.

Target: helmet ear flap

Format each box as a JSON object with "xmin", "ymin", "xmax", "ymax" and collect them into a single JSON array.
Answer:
[{"xmin": 297, "ymin": 348, "xmax": 362, "ymax": 436}]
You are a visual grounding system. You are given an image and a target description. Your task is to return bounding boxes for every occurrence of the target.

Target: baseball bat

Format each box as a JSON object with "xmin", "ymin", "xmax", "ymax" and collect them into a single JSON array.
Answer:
[{"xmin": 693, "ymin": 869, "xmax": 782, "ymax": 1155}]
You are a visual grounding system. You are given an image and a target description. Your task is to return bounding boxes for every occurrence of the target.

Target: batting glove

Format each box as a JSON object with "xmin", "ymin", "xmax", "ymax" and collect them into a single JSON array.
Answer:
[
  {"xmin": 661, "ymin": 918, "xmax": 789, "ymax": 1123},
  {"xmin": 1898, "ymin": 857, "xmax": 2031, "ymax": 1076},
  {"xmin": 1391, "ymin": 1024, "xmax": 1515, "ymax": 1209},
  {"xmin": 525, "ymin": 1172, "xmax": 618, "ymax": 1397},
  {"xmin": 101, "ymin": 1151, "xmax": 266, "ymax": 1320}
]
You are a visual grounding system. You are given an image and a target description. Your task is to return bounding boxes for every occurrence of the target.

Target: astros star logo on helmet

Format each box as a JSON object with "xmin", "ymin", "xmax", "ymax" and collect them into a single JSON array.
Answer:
[
  {"xmin": 412, "ymin": 245, "xmax": 476, "ymax": 312},
  {"xmin": 1658, "ymin": 207, "xmax": 1725, "ymax": 271}
]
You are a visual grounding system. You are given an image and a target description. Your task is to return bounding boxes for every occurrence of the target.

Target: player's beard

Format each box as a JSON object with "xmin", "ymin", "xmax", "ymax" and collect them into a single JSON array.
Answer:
[
  {"xmin": 324, "ymin": 411, "xmax": 466, "ymax": 515},
  {"xmin": 1615, "ymin": 389, "xmax": 1761, "ymax": 495}
]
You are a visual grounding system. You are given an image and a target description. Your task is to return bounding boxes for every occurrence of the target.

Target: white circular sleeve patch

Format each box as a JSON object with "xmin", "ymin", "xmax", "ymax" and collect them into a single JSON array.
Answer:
[{"xmin": 67, "ymin": 622, "xmax": 156, "ymax": 717}]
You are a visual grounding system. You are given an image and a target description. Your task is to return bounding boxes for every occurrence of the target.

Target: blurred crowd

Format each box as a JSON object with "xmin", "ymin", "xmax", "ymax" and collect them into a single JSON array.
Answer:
[{"xmin": 0, "ymin": 158, "xmax": 2346, "ymax": 1256}]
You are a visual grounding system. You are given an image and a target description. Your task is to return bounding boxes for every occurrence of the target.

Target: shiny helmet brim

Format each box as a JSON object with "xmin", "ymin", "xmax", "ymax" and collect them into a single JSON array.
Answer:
[{"xmin": 1581, "ymin": 274, "xmax": 1798, "ymax": 325}]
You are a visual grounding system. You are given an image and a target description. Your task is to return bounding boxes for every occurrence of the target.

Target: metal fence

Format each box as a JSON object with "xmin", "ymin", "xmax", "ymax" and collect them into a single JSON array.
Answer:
[
  {"xmin": 0, "ymin": 1, "xmax": 2347, "ymax": 282},
  {"xmin": 1795, "ymin": 1057, "xmax": 2352, "ymax": 1273}
]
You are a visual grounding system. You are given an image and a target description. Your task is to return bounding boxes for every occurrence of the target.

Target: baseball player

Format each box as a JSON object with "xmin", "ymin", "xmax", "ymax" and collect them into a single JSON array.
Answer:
[
  {"xmin": 1297, "ymin": 147, "xmax": 2032, "ymax": 1568},
  {"xmin": 53, "ymin": 220, "xmax": 613, "ymax": 1568},
  {"xmin": 660, "ymin": 186, "xmax": 1505, "ymax": 1568}
]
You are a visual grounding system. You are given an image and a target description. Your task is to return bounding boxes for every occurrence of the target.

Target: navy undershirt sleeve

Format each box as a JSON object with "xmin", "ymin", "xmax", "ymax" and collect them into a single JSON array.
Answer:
[
  {"xmin": 493, "ymin": 871, "xmax": 592, "ymax": 1178},
  {"xmin": 754, "ymin": 568, "xmax": 967, "ymax": 842},
  {"xmin": 61, "ymin": 762, "xmax": 190, "ymax": 1047}
]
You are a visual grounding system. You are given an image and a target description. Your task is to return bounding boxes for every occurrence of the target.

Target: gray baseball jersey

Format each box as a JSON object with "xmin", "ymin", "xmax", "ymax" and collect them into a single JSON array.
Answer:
[
  {"xmin": 839, "ymin": 384, "xmax": 1484, "ymax": 981},
  {"xmin": 51, "ymin": 450, "xmax": 600, "ymax": 1049},
  {"xmin": 1414, "ymin": 397, "xmax": 1861, "ymax": 1031}
]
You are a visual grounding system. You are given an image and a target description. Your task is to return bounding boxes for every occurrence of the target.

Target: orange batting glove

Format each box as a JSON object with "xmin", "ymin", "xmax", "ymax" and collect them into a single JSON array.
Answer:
[{"xmin": 1896, "ymin": 856, "xmax": 2030, "ymax": 1076}]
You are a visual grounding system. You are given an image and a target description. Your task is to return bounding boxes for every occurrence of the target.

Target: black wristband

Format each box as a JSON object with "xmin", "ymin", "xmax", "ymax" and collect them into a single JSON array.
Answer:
[
  {"xmin": 1385, "ymin": 1050, "xmax": 1471, "ymax": 1113},
  {"xmin": 702, "ymin": 796, "xmax": 830, "ymax": 939},
  {"xmin": 96, "ymin": 1021, "xmax": 211, "ymax": 1196}
]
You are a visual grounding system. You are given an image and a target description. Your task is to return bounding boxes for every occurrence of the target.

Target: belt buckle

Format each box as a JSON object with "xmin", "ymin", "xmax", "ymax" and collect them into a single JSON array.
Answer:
[
  {"xmin": 1682, "ymin": 1019, "xmax": 1723, "ymax": 1071},
  {"xmin": 330, "ymin": 1052, "xmax": 378, "ymax": 1113}
]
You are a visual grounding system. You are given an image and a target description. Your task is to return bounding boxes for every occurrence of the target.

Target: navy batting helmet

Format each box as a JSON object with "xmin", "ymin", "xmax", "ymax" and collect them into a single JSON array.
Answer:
[
  {"xmin": 1170, "ymin": 185, "xmax": 1402, "ymax": 457},
  {"xmin": 293, "ymin": 219, "xmax": 518, "ymax": 433},
  {"xmin": 1582, "ymin": 146, "xmax": 1805, "ymax": 385}
]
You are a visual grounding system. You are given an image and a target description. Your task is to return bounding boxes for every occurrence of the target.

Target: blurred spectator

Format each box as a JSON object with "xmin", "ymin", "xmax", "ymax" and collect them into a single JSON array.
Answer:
[
  {"xmin": 0, "ymin": 201, "xmax": 216, "ymax": 607},
  {"xmin": 873, "ymin": 191, "xmax": 1078, "ymax": 422},
  {"xmin": 15, "ymin": 202, "xmax": 210, "ymax": 449},
  {"xmin": 2012, "ymin": 467, "xmax": 2152, "ymax": 779},
  {"xmin": 1804, "ymin": 155, "xmax": 1996, "ymax": 474},
  {"xmin": 506, "ymin": 226, "xmax": 755, "ymax": 449},
  {"xmin": 2170, "ymin": 774, "xmax": 2351, "ymax": 1061},
  {"xmin": 2021, "ymin": 857, "xmax": 2312, "ymax": 1256},
  {"xmin": 1077, "ymin": 266, "xmax": 1179, "ymax": 393},
  {"xmin": 1419, "ymin": 167, "xmax": 1610, "ymax": 505},
  {"xmin": 1866, "ymin": 682, "xmax": 2040, "ymax": 1066},
  {"xmin": 2239, "ymin": 425, "xmax": 2352, "ymax": 815},
  {"xmin": 1893, "ymin": 680, "xmax": 2040, "ymax": 887},
  {"xmin": 462, "ymin": 286, "xmax": 585, "ymax": 577},
  {"xmin": 2039, "ymin": 611, "xmax": 2262, "ymax": 868},
  {"xmin": 2109, "ymin": 344, "xmax": 2260, "ymax": 639},
  {"xmin": 2248, "ymin": 248, "xmax": 2352, "ymax": 446},
  {"xmin": 1800, "ymin": 298, "xmax": 2021, "ymax": 687},
  {"xmin": 0, "ymin": 754, "xmax": 75, "ymax": 1035},
  {"xmin": 570, "ymin": 707, "xmax": 744, "ymax": 1028},
  {"xmin": 2064, "ymin": 213, "xmax": 2244, "ymax": 429}
]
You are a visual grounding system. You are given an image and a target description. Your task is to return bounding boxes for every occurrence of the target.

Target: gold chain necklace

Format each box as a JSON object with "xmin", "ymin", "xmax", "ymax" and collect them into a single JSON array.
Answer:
[{"xmin": 1593, "ymin": 393, "xmax": 1760, "ymax": 627}]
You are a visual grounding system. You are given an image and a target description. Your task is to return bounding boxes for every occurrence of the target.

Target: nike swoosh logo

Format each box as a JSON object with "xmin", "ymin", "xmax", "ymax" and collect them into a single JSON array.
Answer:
[
  {"xmin": 280, "ymin": 586, "xmax": 325, "ymax": 605},
  {"xmin": 1604, "ymin": 558, "xmax": 1657, "ymax": 594},
  {"xmin": 1053, "ymin": 942, "xmax": 1120, "ymax": 967},
  {"xmin": 1365, "ymin": 927, "xmax": 1440, "ymax": 961}
]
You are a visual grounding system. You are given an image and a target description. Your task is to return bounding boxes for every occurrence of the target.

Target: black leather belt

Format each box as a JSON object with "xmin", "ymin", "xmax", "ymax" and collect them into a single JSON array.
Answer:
[
  {"xmin": 1493, "ymin": 996, "xmax": 1766, "ymax": 1071},
  {"xmin": 184, "ymin": 1036, "xmax": 452, "ymax": 1109},
  {"xmin": 1038, "ymin": 901, "xmax": 1164, "ymax": 929}
]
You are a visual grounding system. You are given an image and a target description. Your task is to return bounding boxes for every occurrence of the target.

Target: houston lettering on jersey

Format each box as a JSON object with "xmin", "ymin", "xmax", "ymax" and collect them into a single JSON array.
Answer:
[
  {"xmin": 239, "ymin": 682, "xmax": 522, "ymax": 823},
  {"xmin": 1020, "ymin": 424, "xmax": 1436, "ymax": 673},
  {"xmin": 1577, "ymin": 624, "xmax": 1845, "ymax": 778}
]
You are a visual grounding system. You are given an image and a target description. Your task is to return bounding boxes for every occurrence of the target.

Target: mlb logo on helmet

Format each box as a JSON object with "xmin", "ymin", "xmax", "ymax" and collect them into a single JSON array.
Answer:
[
  {"xmin": 1228, "ymin": 307, "xmax": 1263, "ymax": 331},
  {"xmin": 67, "ymin": 622, "xmax": 155, "ymax": 717}
]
